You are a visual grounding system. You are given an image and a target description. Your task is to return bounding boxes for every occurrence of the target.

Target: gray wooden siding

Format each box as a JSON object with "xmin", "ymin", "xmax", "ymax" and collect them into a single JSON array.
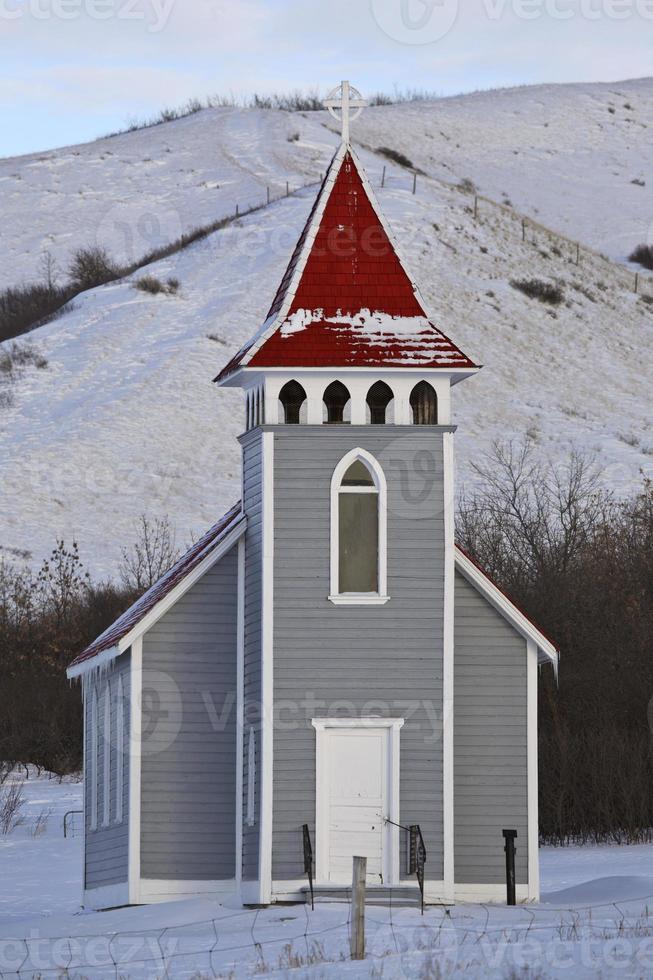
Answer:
[
  {"xmin": 84, "ymin": 651, "xmax": 130, "ymax": 890},
  {"xmin": 240, "ymin": 428, "xmax": 263, "ymax": 881},
  {"xmin": 271, "ymin": 426, "xmax": 447, "ymax": 883},
  {"xmin": 454, "ymin": 569, "xmax": 529, "ymax": 885},
  {"xmin": 140, "ymin": 547, "xmax": 238, "ymax": 881}
]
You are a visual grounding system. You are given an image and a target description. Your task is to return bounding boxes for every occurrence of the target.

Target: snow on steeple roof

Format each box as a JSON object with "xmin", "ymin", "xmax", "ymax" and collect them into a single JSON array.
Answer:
[{"xmin": 216, "ymin": 142, "xmax": 477, "ymax": 383}]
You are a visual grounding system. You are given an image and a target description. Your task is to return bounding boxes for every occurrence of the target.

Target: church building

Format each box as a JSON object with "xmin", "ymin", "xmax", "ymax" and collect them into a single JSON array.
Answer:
[{"xmin": 67, "ymin": 83, "xmax": 558, "ymax": 912}]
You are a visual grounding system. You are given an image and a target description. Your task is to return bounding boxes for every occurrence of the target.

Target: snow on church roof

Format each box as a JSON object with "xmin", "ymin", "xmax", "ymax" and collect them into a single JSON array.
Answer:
[
  {"xmin": 216, "ymin": 144, "xmax": 477, "ymax": 382},
  {"xmin": 67, "ymin": 503, "xmax": 244, "ymax": 676}
]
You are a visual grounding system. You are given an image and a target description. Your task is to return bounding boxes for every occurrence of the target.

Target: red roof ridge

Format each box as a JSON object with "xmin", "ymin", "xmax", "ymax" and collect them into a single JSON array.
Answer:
[{"xmin": 67, "ymin": 502, "xmax": 244, "ymax": 674}]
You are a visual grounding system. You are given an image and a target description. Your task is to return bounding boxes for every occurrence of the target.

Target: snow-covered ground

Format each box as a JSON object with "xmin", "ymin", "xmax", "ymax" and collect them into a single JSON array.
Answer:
[
  {"xmin": 3, "ymin": 771, "xmax": 653, "ymax": 977},
  {"xmin": 2, "ymin": 81, "xmax": 653, "ymax": 576}
]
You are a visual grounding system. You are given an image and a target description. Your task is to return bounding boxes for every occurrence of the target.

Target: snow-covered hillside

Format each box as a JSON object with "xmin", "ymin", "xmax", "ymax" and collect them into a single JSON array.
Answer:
[
  {"xmin": 1, "ymin": 82, "xmax": 652, "ymax": 576},
  {"xmin": 3, "ymin": 79, "xmax": 653, "ymax": 290}
]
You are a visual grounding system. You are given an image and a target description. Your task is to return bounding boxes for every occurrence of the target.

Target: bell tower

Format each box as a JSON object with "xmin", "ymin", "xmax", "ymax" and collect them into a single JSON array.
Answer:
[{"xmin": 215, "ymin": 83, "xmax": 479, "ymax": 905}]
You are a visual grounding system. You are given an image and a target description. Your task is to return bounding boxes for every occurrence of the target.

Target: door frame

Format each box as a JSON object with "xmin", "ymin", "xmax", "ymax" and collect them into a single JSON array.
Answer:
[{"xmin": 312, "ymin": 717, "xmax": 404, "ymax": 886}]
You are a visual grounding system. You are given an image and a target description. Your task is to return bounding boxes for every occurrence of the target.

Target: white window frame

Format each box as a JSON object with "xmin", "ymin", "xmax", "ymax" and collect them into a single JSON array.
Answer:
[
  {"xmin": 115, "ymin": 674, "xmax": 124, "ymax": 824},
  {"xmin": 102, "ymin": 682, "xmax": 111, "ymax": 827},
  {"xmin": 329, "ymin": 448, "xmax": 389, "ymax": 605},
  {"xmin": 90, "ymin": 687, "xmax": 98, "ymax": 831},
  {"xmin": 246, "ymin": 727, "xmax": 256, "ymax": 827}
]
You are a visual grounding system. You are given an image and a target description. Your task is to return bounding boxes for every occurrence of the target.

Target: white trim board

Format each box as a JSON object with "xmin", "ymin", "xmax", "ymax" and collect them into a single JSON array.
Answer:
[
  {"xmin": 442, "ymin": 430, "xmax": 455, "ymax": 904},
  {"xmin": 526, "ymin": 639, "xmax": 540, "ymax": 901},
  {"xmin": 128, "ymin": 636, "xmax": 143, "ymax": 905},
  {"xmin": 454, "ymin": 547, "xmax": 559, "ymax": 668},
  {"xmin": 235, "ymin": 536, "xmax": 245, "ymax": 894},
  {"xmin": 139, "ymin": 879, "xmax": 237, "ymax": 905},
  {"xmin": 258, "ymin": 430, "xmax": 275, "ymax": 905},
  {"xmin": 67, "ymin": 517, "xmax": 247, "ymax": 679}
]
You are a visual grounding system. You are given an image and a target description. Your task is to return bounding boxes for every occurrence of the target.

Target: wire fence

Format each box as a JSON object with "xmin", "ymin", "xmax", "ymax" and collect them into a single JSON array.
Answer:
[{"xmin": 4, "ymin": 885, "xmax": 653, "ymax": 979}]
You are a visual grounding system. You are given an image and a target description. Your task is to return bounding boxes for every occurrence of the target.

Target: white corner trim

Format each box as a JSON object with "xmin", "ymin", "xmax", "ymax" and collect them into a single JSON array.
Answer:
[
  {"xmin": 526, "ymin": 639, "xmax": 540, "ymax": 901},
  {"xmin": 258, "ymin": 430, "xmax": 275, "ymax": 905},
  {"xmin": 235, "ymin": 536, "xmax": 245, "ymax": 891},
  {"xmin": 312, "ymin": 717, "xmax": 404, "ymax": 886},
  {"xmin": 83, "ymin": 881, "xmax": 129, "ymax": 911},
  {"xmin": 128, "ymin": 636, "xmax": 142, "ymax": 906},
  {"xmin": 442, "ymin": 431, "xmax": 455, "ymax": 903},
  {"xmin": 454, "ymin": 547, "xmax": 559, "ymax": 667},
  {"xmin": 329, "ymin": 447, "xmax": 387, "ymax": 601}
]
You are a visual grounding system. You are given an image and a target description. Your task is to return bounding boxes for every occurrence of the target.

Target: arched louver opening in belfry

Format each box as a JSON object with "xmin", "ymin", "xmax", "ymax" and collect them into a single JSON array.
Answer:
[
  {"xmin": 366, "ymin": 381, "xmax": 394, "ymax": 425},
  {"xmin": 279, "ymin": 380, "xmax": 307, "ymax": 424},
  {"xmin": 410, "ymin": 381, "xmax": 438, "ymax": 425},
  {"xmin": 323, "ymin": 381, "xmax": 351, "ymax": 424}
]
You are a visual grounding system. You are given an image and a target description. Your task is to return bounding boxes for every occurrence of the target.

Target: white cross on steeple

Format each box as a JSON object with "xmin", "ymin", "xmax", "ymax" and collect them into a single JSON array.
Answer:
[{"xmin": 323, "ymin": 80, "xmax": 367, "ymax": 145}]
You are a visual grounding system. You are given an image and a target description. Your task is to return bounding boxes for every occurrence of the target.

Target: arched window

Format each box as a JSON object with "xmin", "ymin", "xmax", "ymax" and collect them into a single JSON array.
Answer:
[
  {"xmin": 279, "ymin": 380, "xmax": 307, "ymax": 424},
  {"xmin": 410, "ymin": 381, "xmax": 438, "ymax": 425},
  {"xmin": 366, "ymin": 381, "xmax": 394, "ymax": 425},
  {"xmin": 323, "ymin": 381, "xmax": 351, "ymax": 424},
  {"xmin": 330, "ymin": 450, "xmax": 388, "ymax": 603}
]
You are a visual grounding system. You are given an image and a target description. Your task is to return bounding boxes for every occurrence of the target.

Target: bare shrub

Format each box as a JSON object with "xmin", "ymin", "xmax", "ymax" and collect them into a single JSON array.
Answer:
[
  {"xmin": 458, "ymin": 177, "xmax": 477, "ymax": 194},
  {"xmin": 629, "ymin": 244, "xmax": 653, "ymax": 270},
  {"xmin": 377, "ymin": 146, "xmax": 415, "ymax": 170},
  {"xmin": 133, "ymin": 275, "xmax": 166, "ymax": 295},
  {"xmin": 31, "ymin": 807, "xmax": 52, "ymax": 837},
  {"xmin": 510, "ymin": 278, "xmax": 565, "ymax": 305},
  {"xmin": 0, "ymin": 282, "xmax": 75, "ymax": 344},
  {"xmin": 166, "ymin": 277, "xmax": 179, "ymax": 294},
  {"xmin": 0, "ymin": 781, "xmax": 25, "ymax": 834},
  {"xmin": 68, "ymin": 246, "xmax": 122, "ymax": 291},
  {"xmin": 119, "ymin": 515, "xmax": 180, "ymax": 592}
]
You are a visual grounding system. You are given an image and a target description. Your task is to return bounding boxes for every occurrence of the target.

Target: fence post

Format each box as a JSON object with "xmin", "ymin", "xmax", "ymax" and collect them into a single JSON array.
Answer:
[
  {"xmin": 266, "ymin": 186, "xmax": 270, "ymax": 205},
  {"xmin": 635, "ymin": 272, "xmax": 639, "ymax": 294},
  {"xmin": 412, "ymin": 172, "xmax": 417, "ymax": 195},
  {"xmin": 381, "ymin": 165, "xmax": 386, "ymax": 188},
  {"xmin": 575, "ymin": 242, "xmax": 580, "ymax": 266},
  {"xmin": 286, "ymin": 180, "xmax": 289, "ymax": 197},
  {"xmin": 235, "ymin": 203, "xmax": 239, "ymax": 217},
  {"xmin": 350, "ymin": 856, "xmax": 367, "ymax": 960},
  {"xmin": 474, "ymin": 195, "xmax": 478, "ymax": 220},
  {"xmin": 503, "ymin": 829, "xmax": 517, "ymax": 906},
  {"xmin": 522, "ymin": 219, "xmax": 526, "ymax": 242}
]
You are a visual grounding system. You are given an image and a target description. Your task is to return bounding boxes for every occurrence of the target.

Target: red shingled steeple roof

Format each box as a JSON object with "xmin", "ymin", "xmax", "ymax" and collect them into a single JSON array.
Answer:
[{"xmin": 216, "ymin": 144, "xmax": 477, "ymax": 382}]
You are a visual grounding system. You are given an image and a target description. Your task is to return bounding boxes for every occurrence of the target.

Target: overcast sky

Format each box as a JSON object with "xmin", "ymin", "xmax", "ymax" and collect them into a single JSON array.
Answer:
[{"xmin": 1, "ymin": 0, "xmax": 652, "ymax": 157}]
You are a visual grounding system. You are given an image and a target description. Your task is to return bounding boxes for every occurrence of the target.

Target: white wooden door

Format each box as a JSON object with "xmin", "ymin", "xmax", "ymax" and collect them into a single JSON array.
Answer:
[{"xmin": 326, "ymin": 729, "xmax": 387, "ymax": 883}]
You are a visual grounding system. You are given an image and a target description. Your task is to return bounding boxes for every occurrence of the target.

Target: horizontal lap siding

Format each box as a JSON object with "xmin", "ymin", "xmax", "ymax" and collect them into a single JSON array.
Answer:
[
  {"xmin": 140, "ymin": 549, "xmax": 238, "ymax": 881},
  {"xmin": 241, "ymin": 430, "xmax": 263, "ymax": 881},
  {"xmin": 85, "ymin": 652, "xmax": 130, "ymax": 890},
  {"xmin": 454, "ymin": 570, "xmax": 528, "ymax": 885},
  {"xmin": 272, "ymin": 427, "xmax": 445, "ymax": 883}
]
